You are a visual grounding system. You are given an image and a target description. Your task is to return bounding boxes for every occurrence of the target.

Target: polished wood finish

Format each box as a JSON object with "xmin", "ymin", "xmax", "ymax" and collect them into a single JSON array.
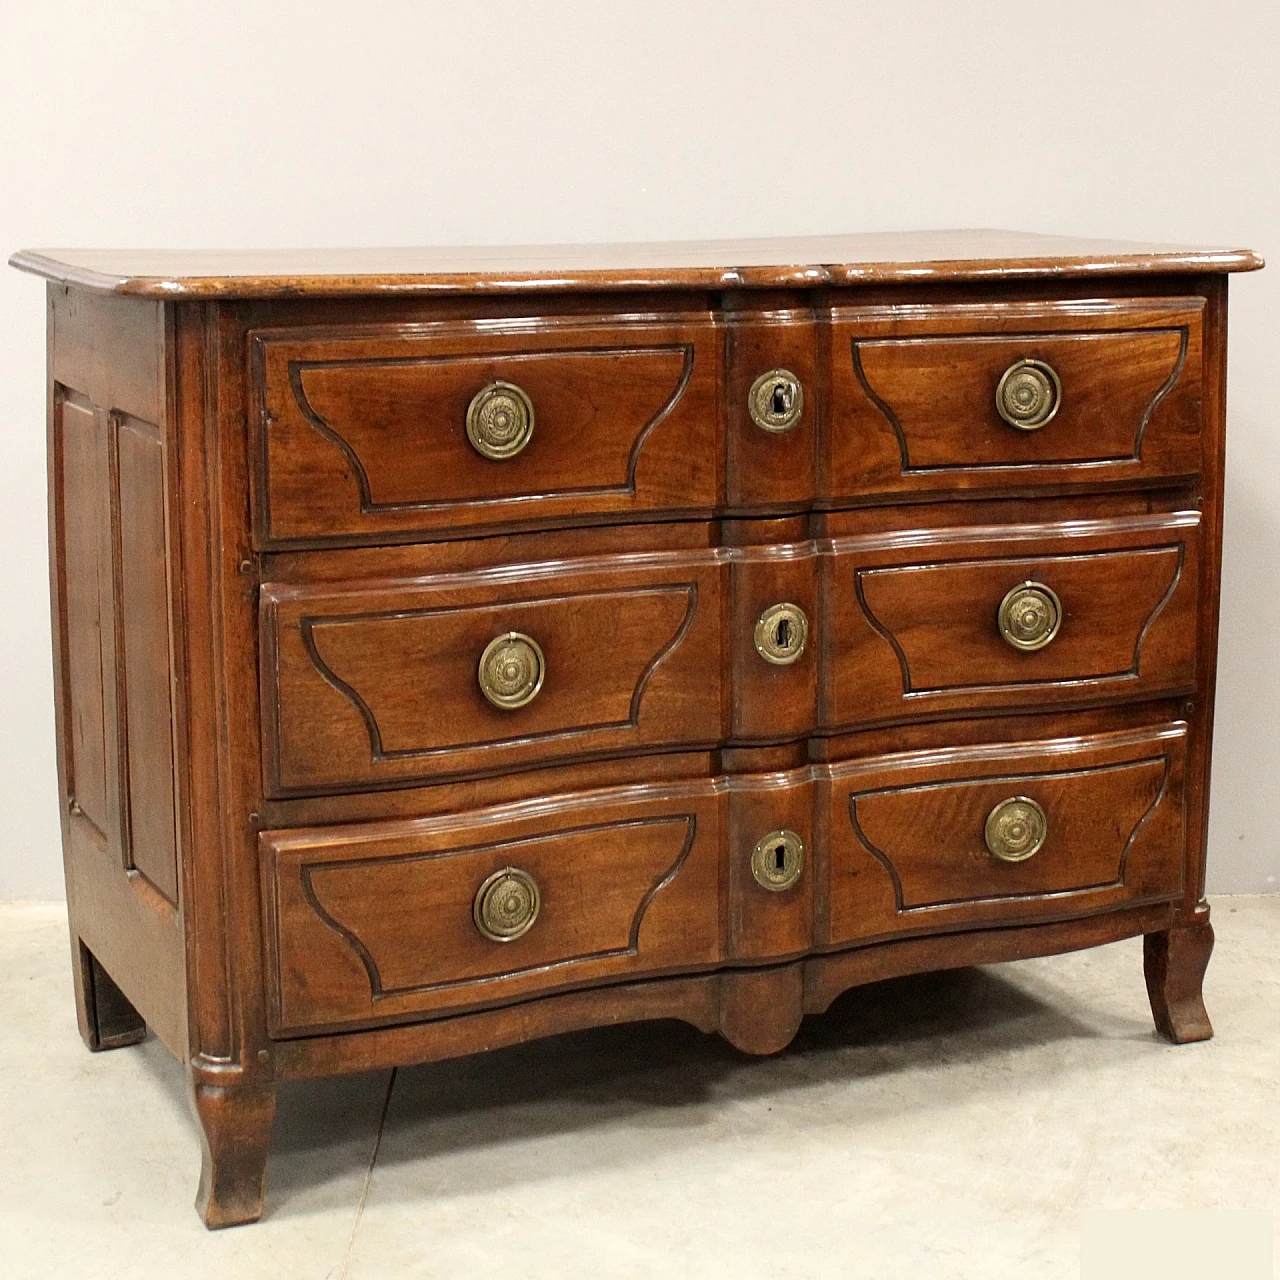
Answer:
[
  {"xmin": 823, "ymin": 508, "xmax": 1201, "ymax": 725},
  {"xmin": 1144, "ymin": 916, "xmax": 1216, "ymax": 1043},
  {"xmin": 827, "ymin": 297, "xmax": 1207, "ymax": 497},
  {"xmin": 262, "ymin": 788, "xmax": 723, "ymax": 1033},
  {"xmin": 252, "ymin": 315, "xmax": 721, "ymax": 546},
  {"xmin": 825, "ymin": 722, "xmax": 1187, "ymax": 943},
  {"xmin": 261, "ymin": 549, "xmax": 722, "ymax": 792},
  {"xmin": 16, "ymin": 234, "xmax": 1259, "ymax": 1228},
  {"xmin": 10, "ymin": 230, "xmax": 1261, "ymax": 297}
]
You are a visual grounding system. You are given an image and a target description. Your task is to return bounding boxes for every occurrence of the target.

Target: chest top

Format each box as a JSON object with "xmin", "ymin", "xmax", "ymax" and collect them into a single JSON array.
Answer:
[{"xmin": 8, "ymin": 229, "xmax": 1262, "ymax": 297}]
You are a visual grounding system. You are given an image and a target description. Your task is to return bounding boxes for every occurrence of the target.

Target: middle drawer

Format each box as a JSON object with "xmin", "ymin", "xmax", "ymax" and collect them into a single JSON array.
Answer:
[
  {"xmin": 261, "ymin": 507, "xmax": 1201, "ymax": 796},
  {"xmin": 261, "ymin": 547, "xmax": 724, "ymax": 795}
]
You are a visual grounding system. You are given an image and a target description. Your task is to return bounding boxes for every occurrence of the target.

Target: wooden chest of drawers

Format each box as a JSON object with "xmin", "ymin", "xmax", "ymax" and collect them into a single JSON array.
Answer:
[{"xmin": 10, "ymin": 231, "xmax": 1262, "ymax": 1227}]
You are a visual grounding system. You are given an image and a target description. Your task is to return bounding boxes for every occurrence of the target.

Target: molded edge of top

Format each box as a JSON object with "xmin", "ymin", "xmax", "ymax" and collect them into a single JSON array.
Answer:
[{"xmin": 9, "ymin": 230, "xmax": 1264, "ymax": 299}]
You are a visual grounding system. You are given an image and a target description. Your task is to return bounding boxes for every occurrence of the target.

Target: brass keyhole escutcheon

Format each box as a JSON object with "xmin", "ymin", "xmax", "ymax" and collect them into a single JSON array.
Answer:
[
  {"xmin": 478, "ymin": 632, "xmax": 546, "ymax": 709},
  {"xmin": 751, "ymin": 829, "xmax": 805, "ymax": 892},
  {"xmin": 466, "ymin": 380, "xmax": 535, "ymax": 459},
  {"xmin": 995, "ymin": 358, "xmax": 1061, "ymax": 430},
  {"xmin": 473, "ymin": 867, "xmax": 541, "ymax": 941},
  {"xmin": 984, "ymin": 797, "xmax": 1048, "ymax": 863},
  {"xmin": 997, "ymin": 581, "xmax": 1062, "ymax": 651},
  {"xmin": 748, "ymin": 368, "xmax": 804, "ymax": 433},
  {"xmin": 754, "ymin": 602, "xmax": 809, "ymax": 666}
]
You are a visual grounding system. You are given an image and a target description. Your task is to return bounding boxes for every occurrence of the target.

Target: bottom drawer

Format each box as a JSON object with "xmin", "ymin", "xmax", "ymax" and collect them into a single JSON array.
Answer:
[
  {"xmin": 823, "ymin": 721, "xmax": 1188, "ymax": 944},
  {"xmin": 262, "ymin": 720, "xmax": 1190, "ymax": 1036},
  {"xmin": 262, "ymin": 789, "xmax": 723, "ymax": 1036}
]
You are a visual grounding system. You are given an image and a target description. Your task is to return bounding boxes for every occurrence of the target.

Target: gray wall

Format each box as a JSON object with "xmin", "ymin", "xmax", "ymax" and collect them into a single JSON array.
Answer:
[{"xmin": 1, "ymin": 1, "xmax": 1276, "ymax": 897}]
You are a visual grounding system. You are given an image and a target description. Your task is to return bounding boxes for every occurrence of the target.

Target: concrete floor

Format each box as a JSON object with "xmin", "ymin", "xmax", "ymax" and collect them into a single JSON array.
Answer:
[{"xmin": 0, "ymin": 899, "xmax": 1276, "ymax": 1280}]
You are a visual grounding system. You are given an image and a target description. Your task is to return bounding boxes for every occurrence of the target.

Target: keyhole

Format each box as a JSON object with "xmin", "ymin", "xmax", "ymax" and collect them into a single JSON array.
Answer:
[
  {"xmin": 772, "ymin": 382, "xmax": 791, "ymax": 415},
  {"xmin": 775, "ymin": 617, "xmax": 792, "ymax": 650},
  {"xmin": 775, "ymin": 844, "xmax": 787, "ymax": 871}
]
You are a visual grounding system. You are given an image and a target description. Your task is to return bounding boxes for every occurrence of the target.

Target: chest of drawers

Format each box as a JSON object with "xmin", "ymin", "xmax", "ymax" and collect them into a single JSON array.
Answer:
[{"xmin": 10, "ymin": 231, "xmax": 1262, "ymax": 1227}]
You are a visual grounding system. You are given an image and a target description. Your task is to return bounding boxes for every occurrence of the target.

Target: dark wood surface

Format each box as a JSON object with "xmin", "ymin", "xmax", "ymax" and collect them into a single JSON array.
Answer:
[
  {"xmin": 10, "ymin": 230, "xmax": 1262, "ymax": 296},
  {"xmin": 827, "ymin": 296, "xmax": 1207, "ymax": 497},
  {"xmin": 23, "ymin": 235, "xmax": 1256, "ymax": 1227},
  {"xmin": 251, "ymin": 314, "xmax": 721, "ymax": 546}
]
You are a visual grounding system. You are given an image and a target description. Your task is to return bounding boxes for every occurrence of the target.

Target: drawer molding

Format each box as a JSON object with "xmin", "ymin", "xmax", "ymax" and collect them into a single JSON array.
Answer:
[
  {"xmin": 847, "ymin": 754, "xmax": 1173, "ymax": 914},
  {"xmin": 853, "ymin": 542, "xmax": 1187, "ymax": 697},
  {"xmin": 295, "ymin": 814, "xmax": 699, "ymax": 1002},
  {"xmin": 295, "ymin": 582, "xmax": 701, "ymax": 761},
  {"xmin": 849, "ymin": 325, "xmax": 1191, "ymax": 475},
  {"xmin": 284, "ymin": 343, "xmax": 696, "ymax": 514}
]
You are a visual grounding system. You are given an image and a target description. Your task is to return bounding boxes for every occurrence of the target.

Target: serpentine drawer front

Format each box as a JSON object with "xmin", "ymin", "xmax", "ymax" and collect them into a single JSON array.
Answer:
[
  {"xmin": 260, "ymin": 545, "xmax": 723, "ymax": 793},
  {"xmin": 261, "ymin": 788, "xmax": 724, "ymax": 1035},
  {"xmin": 12, "ymin": 231, "xmax": 1259, "ymax": 1227},
  {"xmin": 822, "ymin": 508, "xmax": 1201, "ymax": 726},
  {"xmin": 826, "ymin": 296, "xmax": 1207, "ymax": 498},
  {"xmin": 822, "ymin": 722, "xmax": 1188, "ymax": 945},
  {"xmin": 252, "ymin": 315, "xmax": 722, "ymax": 546}
]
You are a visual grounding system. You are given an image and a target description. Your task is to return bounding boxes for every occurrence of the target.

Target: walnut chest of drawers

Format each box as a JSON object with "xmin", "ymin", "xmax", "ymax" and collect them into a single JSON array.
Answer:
[{"xmin": 10, "ymin": 231, "xmax": 1263, "ymax": 1226}]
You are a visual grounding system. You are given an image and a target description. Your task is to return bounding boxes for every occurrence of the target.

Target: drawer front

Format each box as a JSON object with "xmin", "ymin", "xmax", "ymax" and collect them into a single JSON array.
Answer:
[
  {"xmin": 823, "ymin": 723, "xmax": 1187, "ymax": 944},
  {"xmin": 262, "ymin": 788, "xmax": 724, "ymax": 1034},
  {"xmin": 826, "ymin": 297, "xmax": 1205, "ymax": 497},
  {"xmin": 262, "ymin": 551, "xmax": 723, "ymax": 795},
  {"xmin": 252, "ymin": 315, "xmax": 721, "ymax": 547},
  {"xmin": 824, "ymin": 510, "xmax": 1200, "ymax": 726}
]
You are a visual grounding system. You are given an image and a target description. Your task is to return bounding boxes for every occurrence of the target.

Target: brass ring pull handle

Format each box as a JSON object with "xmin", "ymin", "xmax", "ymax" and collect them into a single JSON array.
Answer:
[
  {"xmin": 984, "ymin": 797, "xmax": 1048, "ymax": 863},
  {"xmin": 466, "ymin": 381, "xmax": 535, "ymax": 459},
  {"xmin": 754, "ymin": 602, "xmax": 809, "ymax": 665},
  {"xmin": 995, "ymin": 358, "xmax": 1061, "ymax": 430},
  {"xmin": 478, "ymin": 632, "xmax": 545, "ymax": 710},
  {"xmin": 751, "ymin": 829, "xmax": 805, "ymax": 892},
  {"xmin": 748, "ymin": 368, "xmax": 804, "ymax": 433},
  {"xmin": 997, "ymin": 581, "xmax": 1062, "ymax": 651},
  {"xmin": 473, "ymin": 867, "xmax": 541, "ymax": 941}
]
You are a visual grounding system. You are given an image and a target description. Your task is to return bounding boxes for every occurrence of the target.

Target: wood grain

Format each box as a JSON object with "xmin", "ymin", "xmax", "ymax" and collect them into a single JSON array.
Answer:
[
  {"xmin": 823, "ymin": 508, "xmax": 1201, "ymax": 725},
  {"xmin": 262, "ymin": 788, "xmax": 724, "ymax": 1034},
  {"xmin": 826, "ymin": 297, "xmax": 1207, "ymax": 498},
  {"xmin": 251, "ymin": 315, "xmax": 721, "ymax": 546},
  {"xmin": 20, "ymin": 238, "xmax": 1255, "ymax": 1228},
  {"xmin": 823, "ymin": 723, "xmax": 1187, "ymax": 945},
  {"xmin": 261, "ymin": 550, "xmax": 723, "ymax": 793},
  {"xmin": 10, "ymin": 230, "xmax": 1262, "ymax": 297}
]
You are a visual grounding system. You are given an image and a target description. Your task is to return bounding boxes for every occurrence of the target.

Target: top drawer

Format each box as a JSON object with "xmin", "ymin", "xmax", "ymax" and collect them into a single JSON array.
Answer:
[
  {"xmin": 251, "ymin": 314, "xmax": 721, "ymax": 548},
  {"xmin": 826, "ymin": 297, "xmax": 1206, "ymax": 498}
]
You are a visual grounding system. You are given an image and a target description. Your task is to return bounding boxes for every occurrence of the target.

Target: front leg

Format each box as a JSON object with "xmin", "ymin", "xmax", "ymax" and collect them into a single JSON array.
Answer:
[
  {"xmin": 190, "ymin": 1065, "xmax": 277, "ymax": 1228},
  {"xmin": 1144, "ymin": 916, "xmax": 1214, "ymax": 1044}
]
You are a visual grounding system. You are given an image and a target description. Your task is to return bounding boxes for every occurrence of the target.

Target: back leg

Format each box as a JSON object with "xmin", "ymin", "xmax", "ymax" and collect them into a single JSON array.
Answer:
[{"xmin": 72, "ymin": 938, "xmax": 147, "ymax": 1051}]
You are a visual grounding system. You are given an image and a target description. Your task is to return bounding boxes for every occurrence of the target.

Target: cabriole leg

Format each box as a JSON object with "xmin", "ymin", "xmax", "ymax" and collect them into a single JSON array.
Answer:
[
  {"xmin": 1144, "ymin": 918, "xmax": 1215, "ymax": 1044},
  {"xmin": 190, "ymin": 1071, "xmax": 277, "ymax": 1229}
]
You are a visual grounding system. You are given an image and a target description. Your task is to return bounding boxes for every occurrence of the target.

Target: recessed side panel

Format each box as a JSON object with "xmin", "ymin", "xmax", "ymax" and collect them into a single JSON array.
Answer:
[
  {"xmin": 55, "ymin": 389, "xmax": 110, "ymax": 836},
  {"xmin": 114, "ymin": 414, "xmax": 179, "ymax": 905},
  {"xmin": 47, "ymin": 287, "xmax": 185, "ymax": 1059}
]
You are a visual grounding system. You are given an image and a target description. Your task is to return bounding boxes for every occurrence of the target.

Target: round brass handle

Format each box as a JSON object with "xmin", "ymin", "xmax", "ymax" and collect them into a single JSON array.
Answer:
[
  {"xmin": 748, "ymin": 368, "xmax": 804, "ymax": 433},
  {"xmin": 473, "ymin": 866, "xmax": 541, "ymax": 941},
  {"xmin": 751, "ymin": 829, "xmax": 805, "ymax": 892},
  {"xmin": 995, "ymin": 358, "xmax": 1061, "ymax": 430},
  {"xmin": 478, "ymin": 632, "xmax": 545, "ymax": 710},
  {"xmin": 984, "ymin": 797, "xmax": 1048, "ymax": 863},
  {"xmin": 754, "ymin": 602, "xmax": 809, "ymax": 666},
  {"xmin": 466, "ymin": 381, "xmax": 535, "ymax": 459},
  {"xmin": 997, "ymin": 581, "xmax": 1062, "ymax": 651}
]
